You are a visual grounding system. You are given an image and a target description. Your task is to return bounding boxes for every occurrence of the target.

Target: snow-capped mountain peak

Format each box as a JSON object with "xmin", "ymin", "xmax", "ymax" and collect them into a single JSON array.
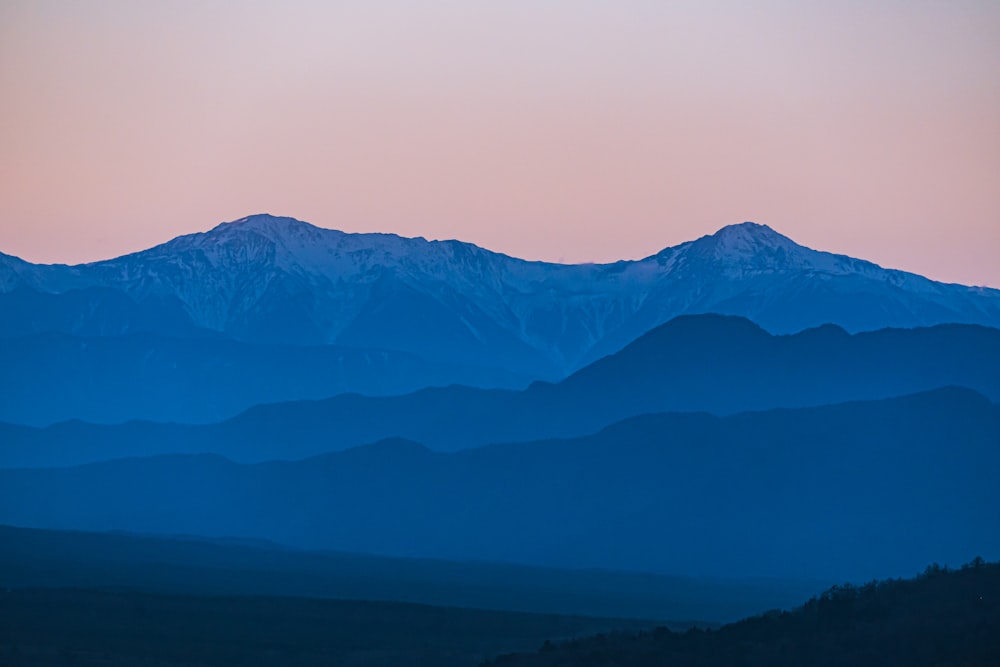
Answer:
[
  {"xmin": 196, "ymin": 214, "xmax": 459, "ymax": 266},
  {"xmin": 692, "ymin": 221, "xmax": 800, "ymax": 258},
  {"xmin": 712, "ymin": 221, "xmax": 794, "ymax": 246},
  {"xmin": 2, "ymin": 215, "xmax": 999, "ymax": 377},
  {"xmin": 203, "ymin": 213, "xmax": 332, "ymax": 245},
  {"xmin": 648, "ymin": 220, "xmax": 817, "ymax": 279},
  {"xmin": 212, "ymin": 213, "xmax": 319, "ymax": 233}
]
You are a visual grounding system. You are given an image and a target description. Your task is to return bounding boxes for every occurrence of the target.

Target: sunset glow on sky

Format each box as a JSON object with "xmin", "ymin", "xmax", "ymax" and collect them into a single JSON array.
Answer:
[{"xmin": 1, "ymin": 1, "xmax": 998, "ymax": 286}]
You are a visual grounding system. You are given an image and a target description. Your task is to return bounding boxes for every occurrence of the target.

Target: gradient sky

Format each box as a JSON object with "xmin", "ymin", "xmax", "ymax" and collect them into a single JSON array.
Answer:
[{"xmin": 1, "ymin": 1, "xmax": 998, "ymax": 286}]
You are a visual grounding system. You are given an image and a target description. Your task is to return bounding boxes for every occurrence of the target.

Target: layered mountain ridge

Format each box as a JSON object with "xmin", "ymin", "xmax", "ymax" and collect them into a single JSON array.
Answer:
[
  {"xmin": 3, "ymin": 314, "xmax": 997, "ymax": 467},
  {"xmin": 3, "ymin": 388, "xmax": 996, "ymax": 581},
  {"xmin": 4, "ymin": 214, "xmax": 999, "ymax": 378}
]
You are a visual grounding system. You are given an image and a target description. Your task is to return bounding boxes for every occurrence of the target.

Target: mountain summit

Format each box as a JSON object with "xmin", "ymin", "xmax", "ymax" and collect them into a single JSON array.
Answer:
[
  {"xmin": 211, "ymin": 213, "xmax": 318, "ymax": 234},
  {"xmin": 699, "ymin": 220, "xmax": 794, "ymax": 248},
  {"xmin": 2, "ymin": 214, "xmax": 999, "ymax": 377}
]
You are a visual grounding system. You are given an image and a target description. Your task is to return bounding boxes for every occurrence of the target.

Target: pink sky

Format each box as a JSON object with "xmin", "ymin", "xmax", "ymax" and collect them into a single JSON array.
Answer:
[{"xmin": 1, "ymin": 1, "xmax": 998, "ymax": 286}]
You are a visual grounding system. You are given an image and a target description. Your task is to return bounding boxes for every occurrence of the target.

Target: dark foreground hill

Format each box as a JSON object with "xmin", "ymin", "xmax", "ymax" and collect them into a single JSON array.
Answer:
[
  {"xmin": 2, "ymin": 388, "xmax": 997, "ymax": 582},
  {"xmin": 0, "ymin": 525, "xmax": 824, "ymax": 623},
  {"xmin": 484, "ymin": 560, "xmax": 1000, "ymax": 667},
  {"xmin": 2, "ymin": 315, "xmax": 998, "ymax": 467},
  {"xmin": 0, "ymin": 588, "xmax": 655, "ymax": 667}
]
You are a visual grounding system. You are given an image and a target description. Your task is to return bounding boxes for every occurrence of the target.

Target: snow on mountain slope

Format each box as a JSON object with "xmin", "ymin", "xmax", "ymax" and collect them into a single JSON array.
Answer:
[{"xmin": 3, "ymin": 214, "xmax": 999, "ymax": 376}]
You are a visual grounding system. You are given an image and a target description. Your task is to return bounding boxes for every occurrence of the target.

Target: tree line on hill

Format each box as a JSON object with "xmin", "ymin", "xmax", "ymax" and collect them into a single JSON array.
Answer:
[{"xmin": 484, "ymin": 559, "xmax": 1000, "ymax": 667}]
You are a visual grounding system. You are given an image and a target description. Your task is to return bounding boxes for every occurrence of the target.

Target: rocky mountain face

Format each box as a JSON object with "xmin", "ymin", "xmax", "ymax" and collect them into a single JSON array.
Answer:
[{"xmin": 3, "ymin": 214, "xmax": 1000, "ymax": 378}]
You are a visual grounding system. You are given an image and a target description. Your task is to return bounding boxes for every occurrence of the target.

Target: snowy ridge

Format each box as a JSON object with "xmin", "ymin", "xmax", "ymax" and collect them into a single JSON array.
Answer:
[{"xmin": 3, "ymin": 214, "xmax": 999, "ymax": 376}]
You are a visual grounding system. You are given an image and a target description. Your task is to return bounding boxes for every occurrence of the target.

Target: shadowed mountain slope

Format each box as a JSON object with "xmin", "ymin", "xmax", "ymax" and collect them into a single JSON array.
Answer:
[
  {"xmin": 1, "ymin": 315, "xmax": 997, "ymax": 467},
  {"xmin": 2, "ymin": 388, "xmax": 997, "ymax": 582}
]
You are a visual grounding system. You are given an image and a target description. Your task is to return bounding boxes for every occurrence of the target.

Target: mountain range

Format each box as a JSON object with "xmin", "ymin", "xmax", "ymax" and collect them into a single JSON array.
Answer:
[
  {"xmin": 3, "ymin": 213, "xmax": 999, "ymax": 390},
  {"xmin": 3, "ymin": 212, "xmax": 1000, "ymax": 663},
  {"xmin": 2, "ymin": 313, "xmax": 997, "ymax": 467},
  {"xmin": 2, "ymin": 387, "xmax": 996, "ymax": 582}
]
